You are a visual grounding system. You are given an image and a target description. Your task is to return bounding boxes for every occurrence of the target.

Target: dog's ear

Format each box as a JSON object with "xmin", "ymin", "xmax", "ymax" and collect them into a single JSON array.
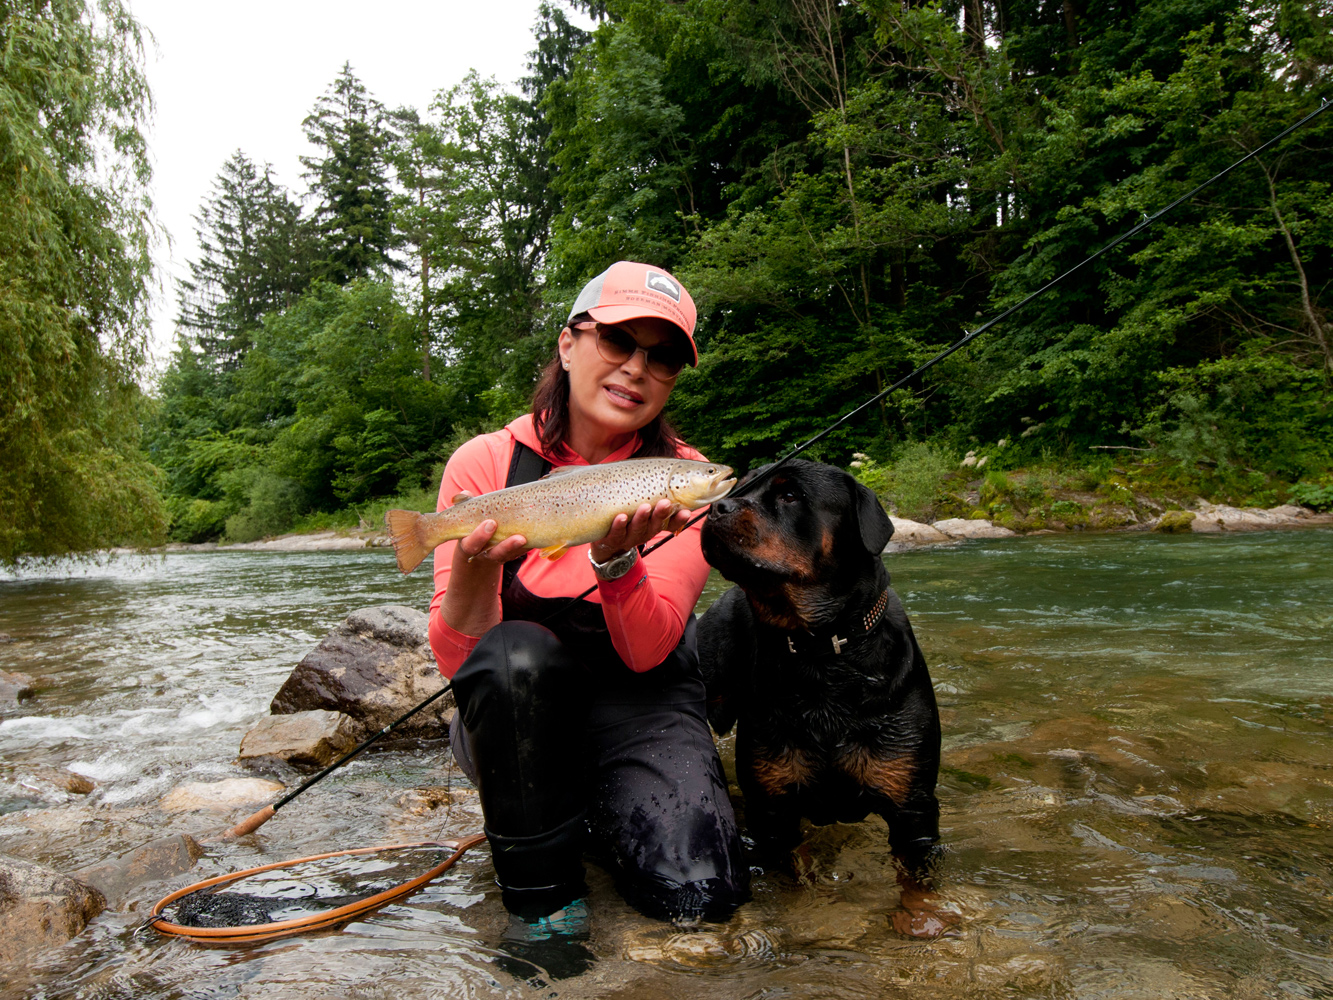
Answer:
[{"xmin": 854, "ymin": 479, "xmax": 893, "ymax": 555}]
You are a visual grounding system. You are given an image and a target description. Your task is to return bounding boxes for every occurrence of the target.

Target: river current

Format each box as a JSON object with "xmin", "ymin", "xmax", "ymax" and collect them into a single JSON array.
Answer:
[{"xmin": 2, "ymin": 529, "xmax": 1331, "ymax": 998}]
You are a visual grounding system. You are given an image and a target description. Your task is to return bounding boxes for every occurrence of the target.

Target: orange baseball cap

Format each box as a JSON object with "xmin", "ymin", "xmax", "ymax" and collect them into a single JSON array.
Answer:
[{"xmin": 567, "ymin": 261, "xmax": 699, "ymax": 365}]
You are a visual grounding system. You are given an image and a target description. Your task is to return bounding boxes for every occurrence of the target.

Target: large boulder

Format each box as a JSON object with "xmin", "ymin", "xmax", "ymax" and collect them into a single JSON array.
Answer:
[
  {"xmin": 0, "ymin": 853, "xmax": 105, "ymax": 969},
  {"xmin": 74, "ymin": 834, "xmax": 204, "ymax": 910},
  {"xmin": 238, "ymin": 710, "xmax": 358, "ymax": 771},
  {"xmin": 1154, "ymin": 510, "xmax": 1196, "ymax": 533},
  {"xmin": 270, "ymin": 605, "xmax": 453, "ymax": 738},
  {"xmin": 1193, "ymin": 503, "xmax": 1303, "ymax": 531},
  {"xmin": 886, "ymin": 517, "xmax": 950, "ymax": 548},
  {"xmin": 931, "ymin": 518, "xmax": 1016, "ymax": 540}
]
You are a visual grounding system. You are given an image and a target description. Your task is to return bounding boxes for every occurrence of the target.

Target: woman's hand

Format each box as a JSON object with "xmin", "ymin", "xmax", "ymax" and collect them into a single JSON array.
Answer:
[
  {"xmin": 457, "ymin": 520, "xmax": 529, "ymax": 565},
  {"xmin": 590, "ymin": 499, "xmax": 690, "ymax": 564},
  {"xmin": 441, "ymin": 494, "xmax": 527, "ymax": 639},
  {"xmin": 449, "ymin": 491, "xmax": 527, "ymax": 565}
]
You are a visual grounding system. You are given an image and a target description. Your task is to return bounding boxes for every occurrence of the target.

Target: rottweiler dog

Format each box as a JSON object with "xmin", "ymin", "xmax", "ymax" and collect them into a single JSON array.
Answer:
[{"xmin": 698, "ymin": 460, "xmax": 943, "ymax": 921}]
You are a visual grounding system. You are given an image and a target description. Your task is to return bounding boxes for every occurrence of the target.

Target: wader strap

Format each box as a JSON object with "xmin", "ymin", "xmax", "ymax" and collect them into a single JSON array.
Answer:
[{"xmin": 502, "ymin": 441, "xmax": 552, "ymax": 592}]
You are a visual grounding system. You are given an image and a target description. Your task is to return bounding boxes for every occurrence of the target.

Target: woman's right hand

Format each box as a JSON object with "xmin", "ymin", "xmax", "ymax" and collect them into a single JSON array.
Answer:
[
  {"xmin": 451, "ymin": 492, "xmax": 527, "ymax": 566},
  {"xmin": 456, "ymin": 517, "xmax": 528, "ymax": 565},
  {"xmin": 441, "ymin": 494, "xmax": 527, "ymax": 639}
]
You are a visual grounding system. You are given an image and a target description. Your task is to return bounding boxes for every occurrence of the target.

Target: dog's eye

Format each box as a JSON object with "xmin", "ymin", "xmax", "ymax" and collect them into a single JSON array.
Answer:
[{"xmin": 777, "ymin": 488, "xmax": 801, "ymax": 504}]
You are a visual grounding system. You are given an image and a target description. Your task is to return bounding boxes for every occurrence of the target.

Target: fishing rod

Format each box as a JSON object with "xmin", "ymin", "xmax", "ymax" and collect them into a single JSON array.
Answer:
[
  {"xmin": 213, "ymin": 682, "xmax": 453, "ymax": 840},
  {"xmin": 542, "ymin": 96, "xmax": 1333, "ymax": 616}
]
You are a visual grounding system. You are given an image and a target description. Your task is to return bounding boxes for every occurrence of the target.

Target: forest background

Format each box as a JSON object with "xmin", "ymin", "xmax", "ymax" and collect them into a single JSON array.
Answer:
[{"xmin": 3, "ymin": 0, "xmax": 1332, "ymax": 559}]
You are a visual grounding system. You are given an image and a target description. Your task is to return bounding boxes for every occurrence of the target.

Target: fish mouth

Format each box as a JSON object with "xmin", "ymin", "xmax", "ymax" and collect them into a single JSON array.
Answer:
[{"xmin": 702, "ymin": 466, "xmax": 737, "ymax": 503}]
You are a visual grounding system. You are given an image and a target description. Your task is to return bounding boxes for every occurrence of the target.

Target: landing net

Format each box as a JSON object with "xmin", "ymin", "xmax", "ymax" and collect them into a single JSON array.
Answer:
[{"xmin": 149, "ymin": 834, "xmax": 485, "ymax": 945}]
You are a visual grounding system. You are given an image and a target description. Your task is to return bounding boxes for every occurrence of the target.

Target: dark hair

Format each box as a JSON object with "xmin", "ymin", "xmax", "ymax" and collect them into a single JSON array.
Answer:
[{"xmin": 531, "ymin": 317, "xmax": 684, "ymax": 459}]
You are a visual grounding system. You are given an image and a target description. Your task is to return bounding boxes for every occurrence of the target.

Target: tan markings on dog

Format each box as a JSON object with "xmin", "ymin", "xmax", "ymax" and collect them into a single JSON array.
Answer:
[
  {"xmin": 751, "ymin": 748, "xmax": 813, "ymax": 795},
  {"xmin": 820, "ymin": 527, "xmax": 835, "ymax": 557},
  {"xmin": 778, "ymin": 583, "xmax": 830, "ymax": 630},
  {"xmin": 750, "ymin": 534, "xmax": 815, "ymax": 579},
  {"xmin": 841, "ymin": 747, "xmax": 916, "ymax": 804}
]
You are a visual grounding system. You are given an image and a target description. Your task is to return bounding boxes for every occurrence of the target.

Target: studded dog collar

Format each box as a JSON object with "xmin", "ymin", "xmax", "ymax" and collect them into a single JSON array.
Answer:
[{"xmin": 785, "ymin": 588, "xmax": 891, "ymax": 656}]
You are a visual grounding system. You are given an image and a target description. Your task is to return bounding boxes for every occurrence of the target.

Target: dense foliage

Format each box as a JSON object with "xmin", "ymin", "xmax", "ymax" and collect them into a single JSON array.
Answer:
[
  {"xmin": 144, "ymin": 0, "xmax": 1333, "ymax": 543},
  {"xmin": 0, "ymin": 0, "xmax": 166, "ymax": 561}
]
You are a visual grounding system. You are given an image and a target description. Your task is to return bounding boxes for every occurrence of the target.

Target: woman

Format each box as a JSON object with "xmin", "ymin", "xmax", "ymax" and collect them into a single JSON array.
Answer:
[{"xmin": 427, "ymin": 261, "xmax": 747, "ymax": 943}]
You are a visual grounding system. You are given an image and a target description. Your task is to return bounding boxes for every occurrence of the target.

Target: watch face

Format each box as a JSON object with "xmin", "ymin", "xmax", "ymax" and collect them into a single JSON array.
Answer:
[{"xmin": 590, "ymin": 547, "xmax": 637, "ymax": 579}]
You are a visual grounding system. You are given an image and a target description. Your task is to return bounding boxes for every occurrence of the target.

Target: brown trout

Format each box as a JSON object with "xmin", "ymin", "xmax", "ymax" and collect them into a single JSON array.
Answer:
[{"xmin": 384, "ymin": 458, "xmax": 736, "ymax": 574}]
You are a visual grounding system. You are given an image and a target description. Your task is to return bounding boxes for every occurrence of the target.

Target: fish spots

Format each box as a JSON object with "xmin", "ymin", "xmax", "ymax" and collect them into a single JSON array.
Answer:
[
  {"xmin": 751, "ymin": 748, "xmax": 813, "ymax": 795},
  {"xmin": 839, "ymin": 748, "xmax": 916, "ymax": 804}
]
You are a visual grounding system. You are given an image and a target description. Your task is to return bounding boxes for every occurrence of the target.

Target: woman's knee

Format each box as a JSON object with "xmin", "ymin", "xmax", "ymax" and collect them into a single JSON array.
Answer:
[
  {"xmin": 621, "ymin": 869, "xmax": 748, "ymax": 924},
  {"xmin": 452, "ymin": 621, "xmax": 579, "ymax": 726},
  {"xmin": 602, "ymin": 804, "xmax": 750, "ymax": 922}
]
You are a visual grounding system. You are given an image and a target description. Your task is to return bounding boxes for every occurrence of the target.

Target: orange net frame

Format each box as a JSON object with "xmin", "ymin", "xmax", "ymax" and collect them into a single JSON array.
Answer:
[{"xmin": 149, "ymin": 833, "xmax": 486, "ymax": 945}]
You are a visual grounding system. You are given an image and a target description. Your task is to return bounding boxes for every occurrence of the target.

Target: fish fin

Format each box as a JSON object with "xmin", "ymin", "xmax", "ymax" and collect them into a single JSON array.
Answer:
[
  {"xmin": 538, "ymin": 543, "xmax": 569, "ymax": 560},
  {"xmin": 384, "ymin": 509, "xmax": 433, "ymax": 574},
  {"xmin": 539, "ymin": 466, "xmax": 580, "ymax": 479},
  {"xmin": 450, "ymin": 492, "xmax": 472, "ymax": 506}
]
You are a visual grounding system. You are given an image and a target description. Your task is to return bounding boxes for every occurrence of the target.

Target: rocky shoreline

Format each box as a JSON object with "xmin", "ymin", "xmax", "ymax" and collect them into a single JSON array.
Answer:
[{"xmin": 884, "ymin": 501, "xmax": 1331, "ymax": 551}]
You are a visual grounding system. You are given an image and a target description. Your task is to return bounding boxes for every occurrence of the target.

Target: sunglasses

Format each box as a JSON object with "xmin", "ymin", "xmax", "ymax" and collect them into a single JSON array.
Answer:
[{"xmin": 571, "ymin": 321, "xmax": 688, "ymax": 382}]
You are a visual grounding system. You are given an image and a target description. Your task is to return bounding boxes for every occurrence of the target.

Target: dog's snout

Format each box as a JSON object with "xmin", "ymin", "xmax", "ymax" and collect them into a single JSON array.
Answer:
[{"xmin": 712, "ymin": 497, "xmax": 738, "ymax": 517}]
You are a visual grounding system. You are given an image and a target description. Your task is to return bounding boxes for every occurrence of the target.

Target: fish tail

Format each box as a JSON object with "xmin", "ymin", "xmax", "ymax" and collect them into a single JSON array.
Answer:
[{"xmin": 385, "ymin": 509, "xmax": 436, "ymax": 574}]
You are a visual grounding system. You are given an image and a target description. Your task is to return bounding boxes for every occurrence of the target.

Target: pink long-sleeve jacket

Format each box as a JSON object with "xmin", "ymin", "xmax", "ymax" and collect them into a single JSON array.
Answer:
[{"xmin": 427, "ymin": 414, "xmax": 713, "ymax": 679}]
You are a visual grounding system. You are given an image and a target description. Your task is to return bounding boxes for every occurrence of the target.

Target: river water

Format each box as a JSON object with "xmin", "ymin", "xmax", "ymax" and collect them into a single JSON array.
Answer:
[{"xmin": 1, "ymin": 530, "xmax": 1331, "ymax": 998}]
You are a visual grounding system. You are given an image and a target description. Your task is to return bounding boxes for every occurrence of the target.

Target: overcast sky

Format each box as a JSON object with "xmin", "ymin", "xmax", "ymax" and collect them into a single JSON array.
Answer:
[{"xmin": 130, "ymin": 0, "xmax": 594, "ymax": 367}]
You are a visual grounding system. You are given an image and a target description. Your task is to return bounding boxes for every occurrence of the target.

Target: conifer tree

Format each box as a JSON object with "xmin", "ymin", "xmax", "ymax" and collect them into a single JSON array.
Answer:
[
  {"xmin": 302, "ymin": 64, "xmax": 400, "ymax": 284},
  {"xmin": 177, "ymin": 151, "xmax": 314, "ymax": 369}
]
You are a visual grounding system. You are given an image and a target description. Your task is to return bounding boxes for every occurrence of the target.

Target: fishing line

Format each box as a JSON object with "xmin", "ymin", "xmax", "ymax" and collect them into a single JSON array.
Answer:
[{"xmin": 541, "ymin": 97, "xmax": 1332, "ymax": 618}]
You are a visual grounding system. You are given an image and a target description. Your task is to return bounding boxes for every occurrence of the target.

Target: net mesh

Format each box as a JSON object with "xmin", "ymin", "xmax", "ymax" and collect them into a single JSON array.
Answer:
[{"xmin": 165, "ymin": 845, "xmax": 454, "ymax": 928}]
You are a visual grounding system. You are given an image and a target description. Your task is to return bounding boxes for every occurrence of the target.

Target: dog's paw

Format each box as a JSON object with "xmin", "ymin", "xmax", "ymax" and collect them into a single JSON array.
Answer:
[{"xmin": 885, "ymin": 906, "xmax": 959, "ymax": 944}]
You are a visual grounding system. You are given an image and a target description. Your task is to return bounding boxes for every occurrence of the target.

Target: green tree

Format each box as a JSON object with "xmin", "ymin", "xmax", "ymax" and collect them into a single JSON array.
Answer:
[
  {"xmin": 0, "ymin": 0, "xmax": 166, "ymax": 561},
  {"xmin": 177, "ymin": 150, "xmax": 315, "ymax": 370},
  {"xmin": 303, "ymin": 63, "xmax": 400, "ymax": 285}
]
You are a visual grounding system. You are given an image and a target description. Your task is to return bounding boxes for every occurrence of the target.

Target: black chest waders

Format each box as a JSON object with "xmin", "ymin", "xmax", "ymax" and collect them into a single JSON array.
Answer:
[{"xmin": 447, "ymin": 442, "xmax": 748, "ymax": 923}]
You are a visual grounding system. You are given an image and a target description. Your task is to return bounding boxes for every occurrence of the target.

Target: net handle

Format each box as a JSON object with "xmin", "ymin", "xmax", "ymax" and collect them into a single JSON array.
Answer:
[{"xmin": 147, "ymin": 833, "xmax": 486, "ymax": 944}]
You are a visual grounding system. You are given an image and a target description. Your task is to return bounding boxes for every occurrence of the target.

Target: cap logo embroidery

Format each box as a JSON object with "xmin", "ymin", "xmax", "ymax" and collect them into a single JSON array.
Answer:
[{"xmin": 645, "ymin": 271, "xmax": 681, "ymax": 302}]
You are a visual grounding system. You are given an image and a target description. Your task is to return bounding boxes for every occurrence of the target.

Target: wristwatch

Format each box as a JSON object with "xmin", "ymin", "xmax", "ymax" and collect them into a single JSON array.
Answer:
[{"xmin": 588, "ymin": 546, "xmax": 638, "ymax": 581}]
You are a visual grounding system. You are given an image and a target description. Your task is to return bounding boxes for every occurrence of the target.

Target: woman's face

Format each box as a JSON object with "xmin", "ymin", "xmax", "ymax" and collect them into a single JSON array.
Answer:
[{"xmin": 558, "ymin": 316, "xmax": 683, "ymax": 446}]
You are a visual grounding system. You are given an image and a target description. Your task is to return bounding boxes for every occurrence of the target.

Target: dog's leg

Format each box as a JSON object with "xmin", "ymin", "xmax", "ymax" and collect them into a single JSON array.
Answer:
[
  {"xmin": 742, "ymin": 790, "xmax": 803, "ymax": 871},
  {"xmin": 881, "ymin": 796, "xmax": 956, "ymax": 938}
]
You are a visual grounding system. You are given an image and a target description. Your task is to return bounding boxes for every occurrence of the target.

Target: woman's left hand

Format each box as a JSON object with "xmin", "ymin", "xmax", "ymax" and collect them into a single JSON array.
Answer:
[{"xmin": 591, "ymin": 499, "xmax": 691, "ymax": 563}]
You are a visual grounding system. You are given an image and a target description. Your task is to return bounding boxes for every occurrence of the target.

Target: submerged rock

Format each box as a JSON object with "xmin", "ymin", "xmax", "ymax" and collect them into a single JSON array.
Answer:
[
  {"xmin": 0, "ymin": 853, "xmax": 104, "ymax": 969},
  {"xmin": 270, "ymin": 605, "xmax": 453, "ymax": 738},
  {"xmin": 238, "ymin": 710, "xmax": 358, "ymax": 771},
  {"xmin": 160, "ymin": 777, "xmax": 285, "ymax": 812},
  {"xmin": 0, "ymin": 671, "xmax": 34, "ymax": 706},
  {"xmin": 74, "ymin": 834, "xmax": 204, "ymax": 910},
  {"xmin": 931, "ymin": 518, "xmax": 1016, "ymax": 540},
  {"xmin": 11, "ymin": 766, "xmax": 95, "ymax": 798}
]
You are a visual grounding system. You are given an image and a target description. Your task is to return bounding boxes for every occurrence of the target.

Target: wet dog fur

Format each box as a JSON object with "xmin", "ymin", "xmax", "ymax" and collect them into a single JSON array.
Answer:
[{"xmin": 698, "ymin": 460, "xmax": 942, "ymax": 874}]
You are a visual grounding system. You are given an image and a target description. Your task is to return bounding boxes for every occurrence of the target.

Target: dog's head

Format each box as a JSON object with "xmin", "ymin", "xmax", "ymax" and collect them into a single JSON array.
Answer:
[{"xmin": 701, "ymin": 459, "xmax": 893, "ymax": 630}]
